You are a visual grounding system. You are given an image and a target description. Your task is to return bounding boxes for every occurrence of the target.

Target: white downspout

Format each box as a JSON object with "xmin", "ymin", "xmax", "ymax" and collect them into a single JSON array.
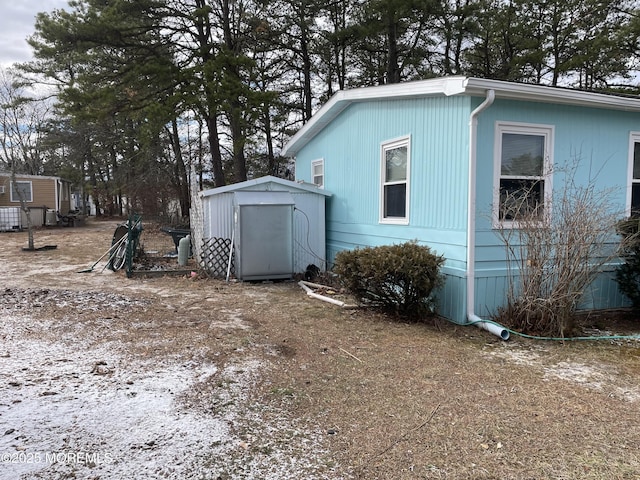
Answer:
[
  {"xmin": 467, "ymin": 89, "xmax": 510, "ymax": 340},
  {"xmin": 55, "ymin": 179, "xmax": 60, "ymax": 212}
]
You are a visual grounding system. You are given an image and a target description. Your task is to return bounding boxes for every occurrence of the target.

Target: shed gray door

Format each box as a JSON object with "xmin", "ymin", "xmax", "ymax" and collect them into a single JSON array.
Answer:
[{"xmin": 233, "ymin": 191, "xmax": 294, "ymax": 280}]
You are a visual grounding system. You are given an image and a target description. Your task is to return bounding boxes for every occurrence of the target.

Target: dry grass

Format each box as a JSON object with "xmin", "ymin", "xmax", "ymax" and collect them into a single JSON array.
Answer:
[
  {"xmin": 2, "ymin": 219, "xmax": 640, "ymax": 479},
  {"xmin": 250, "ymin": 299, "xmax": 640, "ymax": 479}
]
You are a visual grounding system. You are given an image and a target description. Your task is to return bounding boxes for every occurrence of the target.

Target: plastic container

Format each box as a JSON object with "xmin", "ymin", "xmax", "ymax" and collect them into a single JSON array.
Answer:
[{"xmin": 178, "ymin": 234, "xmax": 191, "ymax": 266}]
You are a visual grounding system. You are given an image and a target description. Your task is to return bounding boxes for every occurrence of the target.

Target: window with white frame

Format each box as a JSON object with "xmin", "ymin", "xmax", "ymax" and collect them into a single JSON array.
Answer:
[
  {"xmin": 10, "ymin": 181, "xmax": 33, "ymax": 203},
  {"xmin": 629, "ymin": 133, "xmax": 640, "ymax": 217},
  {"xmin": 494, "ymin": 123, "xmax": 553, "ymax": 225},
  {"xmin": 311, "ymin": 159, "xmax": 324, "ymax": 188},
  {"xmin": 380, "ymin": 136, "xmax": 410, "ymax": 223}
]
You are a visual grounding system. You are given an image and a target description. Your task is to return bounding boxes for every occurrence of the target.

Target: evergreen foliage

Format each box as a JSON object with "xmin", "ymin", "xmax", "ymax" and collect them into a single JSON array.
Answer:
[
  {"xmin": 333, "ymin": 241, "xmax": 445, "ymax": 318},
  {"xmin": 1, "ymin": 0, "xmax": 638, "ymax": 217}
]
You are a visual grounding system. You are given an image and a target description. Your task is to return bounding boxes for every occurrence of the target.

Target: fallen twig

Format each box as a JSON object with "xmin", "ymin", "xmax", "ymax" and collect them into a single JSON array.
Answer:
[
  {"xmin": 362, "ymin": 403, "xmax": 441, "ymax": 465},
  {"xmin": 338, "ymin": 347, "xmax": 363, "ymax": 363}
]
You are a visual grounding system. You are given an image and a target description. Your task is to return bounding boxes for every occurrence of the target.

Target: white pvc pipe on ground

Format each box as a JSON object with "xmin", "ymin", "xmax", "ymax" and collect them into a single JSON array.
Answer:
[
  {"xmin": 469, "ymin": 314, "xmax": 510, "ymax": 340},
  {"xmin": 298, "ymin": 281, "xmax": 350, "ymax": 307}
]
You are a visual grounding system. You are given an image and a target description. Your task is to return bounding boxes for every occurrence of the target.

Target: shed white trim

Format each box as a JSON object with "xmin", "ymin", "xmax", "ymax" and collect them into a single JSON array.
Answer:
[{"xmin": 200, "ymin": 175, "xmax": 331, "ymax": 198}]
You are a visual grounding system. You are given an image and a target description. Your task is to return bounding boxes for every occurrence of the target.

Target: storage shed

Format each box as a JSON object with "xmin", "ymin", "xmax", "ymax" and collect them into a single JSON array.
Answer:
[{"xmin": 197, "ymin": 176, "xmax": 331, "ymax": 279}]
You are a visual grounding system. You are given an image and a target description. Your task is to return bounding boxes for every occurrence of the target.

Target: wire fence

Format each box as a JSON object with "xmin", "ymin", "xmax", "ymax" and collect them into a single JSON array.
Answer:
[{"xmin": 121, "ymin": 216, "xmax": 196, "ymax": 277}]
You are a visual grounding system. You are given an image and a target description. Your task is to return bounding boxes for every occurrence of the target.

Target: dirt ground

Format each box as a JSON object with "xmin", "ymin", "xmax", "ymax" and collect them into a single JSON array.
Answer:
[{"xmin": 1, "ymin": 219, "xmax": 640, "ymax": 480}]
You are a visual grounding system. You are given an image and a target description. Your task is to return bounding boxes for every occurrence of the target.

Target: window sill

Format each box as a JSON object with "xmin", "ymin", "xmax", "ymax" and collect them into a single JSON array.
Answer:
[{"xmin": 380, "ymin": 218, "xmax": 409, "ymax": 225}]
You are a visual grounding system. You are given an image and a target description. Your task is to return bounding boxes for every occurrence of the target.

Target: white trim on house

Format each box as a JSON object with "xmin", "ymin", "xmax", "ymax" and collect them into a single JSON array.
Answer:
[
  {"xmin": 627, "ymin": 132, "xmax": 640, "ymax": 217},
  {"xmin": 0, "ymin": 172, "xmax": 68, "ymax": 182},
  {"xmin": 492, "ymin": 122, "xmax": 554, "ymax": 228},
  {"xmin": 379, "ymin": 135, "xmax": 411, "ymax": 225},
  {"xmin": 311, "ymin": 159, "xmax": 324, "ymax": 188},
  {"xmin": 55, "ymin": 179, "xmax": 60, "ymax": 211},
  {"xmin": 282, "ymin": 76, "xmax": 640, "ymax": 157}
]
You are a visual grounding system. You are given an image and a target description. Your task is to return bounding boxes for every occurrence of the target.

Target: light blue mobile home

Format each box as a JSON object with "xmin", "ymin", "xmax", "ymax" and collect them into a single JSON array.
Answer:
[{"xmin": 282, "ymin": 76, "xmax": 640, "ymax": 331}]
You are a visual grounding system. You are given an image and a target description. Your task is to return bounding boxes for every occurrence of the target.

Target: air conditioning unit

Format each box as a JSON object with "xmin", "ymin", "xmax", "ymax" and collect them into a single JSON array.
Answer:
[{"xmin": 0, "ymin": 185, "xmax": 5, "ymax": 194}]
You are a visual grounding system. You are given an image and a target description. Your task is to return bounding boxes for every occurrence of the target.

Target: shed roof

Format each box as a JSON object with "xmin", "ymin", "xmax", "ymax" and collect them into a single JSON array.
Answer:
[
  {"xmin": 199, "ymin": 175, "xmax": 331, "ymax": 198},
  {"xmin": 282, "ymin": 76, "xmax": 640, "ymax": 157}
]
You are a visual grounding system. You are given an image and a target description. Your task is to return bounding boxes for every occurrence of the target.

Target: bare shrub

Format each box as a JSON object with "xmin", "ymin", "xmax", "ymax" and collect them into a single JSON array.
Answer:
[{"xmin": 495, "ymin": 162, "xmax": 627, "ymax": 337}]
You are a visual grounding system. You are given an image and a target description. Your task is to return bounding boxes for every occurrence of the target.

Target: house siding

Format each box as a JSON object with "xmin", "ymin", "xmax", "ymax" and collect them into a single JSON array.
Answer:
[
  {"xmin": 0, "ymin": 175, "xmax": 68, "ymax": 210},
  {"xmin": 470, "ymin": 98, "xmax": 636, "ymax": 319},
  {"xmin": 437, "ymin": 267, "xmax": 468, "ymax": 323},
  {"xmin": 0, "ymin": 177, "xmax": 51, "ymax": 207},
  {"xmin": 293, "ymin": 87, "xmax": 639, "ymax": 324},
  {"xmin": 33, "ymin": 178, "xmax": 56, "ymax": 207},
  {"xmin": 296, "ymin": 95, "xmax": 472, "ymax": 272},
  {"xmin": 1, "ymin": 175, "xmax": 73, "ymax": 228}
]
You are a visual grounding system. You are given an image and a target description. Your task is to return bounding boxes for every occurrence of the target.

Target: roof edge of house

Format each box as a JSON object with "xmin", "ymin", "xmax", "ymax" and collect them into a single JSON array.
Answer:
[
  {"xmin": 0, "ymin": 172, "xmax": 71, "ymax": 182},
  {"xmin": 282, "ymin": 76, "xmax": 640, "ymax": 157}
]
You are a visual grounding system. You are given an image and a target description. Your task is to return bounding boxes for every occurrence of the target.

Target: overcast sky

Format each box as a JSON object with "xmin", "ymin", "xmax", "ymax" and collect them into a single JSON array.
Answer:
[{"xmin": 0, "ymin": 1, "xmax": 70, "ymax": 68}]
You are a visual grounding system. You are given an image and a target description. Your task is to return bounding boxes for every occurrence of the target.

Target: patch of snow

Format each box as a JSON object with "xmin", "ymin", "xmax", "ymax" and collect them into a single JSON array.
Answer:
[
  {"xmin": 0, "ymin": 312, "xmax": 227, "ymax": 479},
  {"xmin": 487, "ymin": 344, "xmax": 640, "ymax": 403},
  {"xmin": 210, "ymin": 309, "xmax": 251, "ymax": 330},
  {"xmin": 543, "ymin": 361, "xmax": 640, "ymax": 403},
  {"xmin": 543, "ymin": 361, "xmax": 607, "ymax": 388},
  {"xmin": 0, "ymin": 289, "xmax": 345, "ymax": 479},
  {"xmin": 488, "ymin": 347, "xmax": 542, "ymax": 366}
]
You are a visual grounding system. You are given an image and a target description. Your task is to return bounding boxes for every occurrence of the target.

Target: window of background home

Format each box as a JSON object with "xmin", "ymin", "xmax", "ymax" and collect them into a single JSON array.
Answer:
[
  {"xmin": 311, "ymin": 159, "xmax": 324, "ymax": 188},
  {"xmin": 494, "ymin": 123, "xmax": 553, "ymax": 226},
  {"xmin": 10, "ymin": 181, "xmax": 33, "ymax": 203},
  {"xmin": 380, "ymin": 136, "xmax": 410, "ymax": 224}
]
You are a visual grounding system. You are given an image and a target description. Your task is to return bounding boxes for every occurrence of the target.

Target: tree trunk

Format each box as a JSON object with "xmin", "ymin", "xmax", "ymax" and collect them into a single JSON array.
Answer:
[
  {"xmin": 10, "ymin": 170, "xmax": 34, "ymax": 249},
  {"xmin": 263, "ymin": 104, "xmax": 276, "ymax": 176},
  {"xmin": 206, "ymin": 113, "xmax": 225, "ymax": 187},
  {"xmin": 386, "ymin": 15, "xmax": 401, "ymax": 84},
  {"xmin": 170, "ymin": 119, "xmax": 190, "ymax": 218}
]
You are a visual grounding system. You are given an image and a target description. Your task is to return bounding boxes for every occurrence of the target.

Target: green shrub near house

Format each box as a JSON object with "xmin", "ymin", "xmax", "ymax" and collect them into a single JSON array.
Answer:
[{"xmin": 333, "ymin": 241, "xmax": 445, "ymax": 318}]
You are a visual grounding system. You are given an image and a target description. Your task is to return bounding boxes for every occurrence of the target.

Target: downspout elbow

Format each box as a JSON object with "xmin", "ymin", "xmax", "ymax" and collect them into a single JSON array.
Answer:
[
  {"xmin": 469, "ymin": 314, "xmax": 510, "ymax": 340},
  {"xmin": 470, "ymin": 89, "xmax": 495, "ymax": 123}
]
